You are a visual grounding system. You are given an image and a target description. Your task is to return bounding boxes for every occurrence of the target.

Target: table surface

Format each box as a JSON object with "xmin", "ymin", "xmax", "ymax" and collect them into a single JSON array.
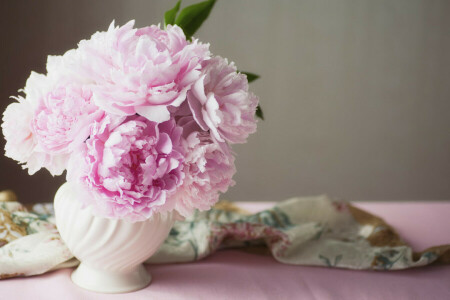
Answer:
[{"xmin": 2, "ymin": 201, "xmax": 450, "ymax": 300}]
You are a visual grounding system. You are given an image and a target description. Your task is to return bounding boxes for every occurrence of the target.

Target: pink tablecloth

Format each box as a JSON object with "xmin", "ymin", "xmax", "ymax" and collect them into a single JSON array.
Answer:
[{"xmin": 2, "ymin": 202, "xmax": 450, "ymax": 300}]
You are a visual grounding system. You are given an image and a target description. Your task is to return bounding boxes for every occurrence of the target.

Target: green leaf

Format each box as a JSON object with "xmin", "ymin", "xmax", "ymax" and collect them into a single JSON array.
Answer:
[
  {"xmin": 164, "ymin": 0, "xmax": 181, "ymax": 27},
  {"xmin": 175, "ymin": 0, "xmax": 216, "ymax": 40},
  {"xmin": 256, "ymin": 105, "xmax": 264, "ymax": 120},
  {"xmin": 241, "ymin": 71, "xmax": 260, "ymax": 83}
]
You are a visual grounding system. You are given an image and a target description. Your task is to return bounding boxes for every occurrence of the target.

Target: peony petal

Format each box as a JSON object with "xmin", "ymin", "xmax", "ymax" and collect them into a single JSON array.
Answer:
[
  {"xmin": 156, "ymin": 132, "xmax": 172, "ymax": 154},
  {"xmin": 135, "ymin": 105, "xmax": 170, "ymax": 123}
]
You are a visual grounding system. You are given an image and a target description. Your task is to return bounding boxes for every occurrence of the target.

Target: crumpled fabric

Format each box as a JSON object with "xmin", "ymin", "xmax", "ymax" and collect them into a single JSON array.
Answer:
[{"xmin": 0, "ymin": 191, "xmax": 448, "ymax": 279}]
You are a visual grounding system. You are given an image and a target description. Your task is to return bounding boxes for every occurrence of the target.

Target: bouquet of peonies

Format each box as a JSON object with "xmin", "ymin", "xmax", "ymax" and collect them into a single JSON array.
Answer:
[{"xmin": 1, "ymin": 0, "xmax": 261, "ymax": 222}]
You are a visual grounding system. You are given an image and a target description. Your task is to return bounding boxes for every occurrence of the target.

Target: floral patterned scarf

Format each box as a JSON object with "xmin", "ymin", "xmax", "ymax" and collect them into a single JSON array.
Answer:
[{"xmin": 0, "ymin": 190, "xmax": 448, "ymax": 279}]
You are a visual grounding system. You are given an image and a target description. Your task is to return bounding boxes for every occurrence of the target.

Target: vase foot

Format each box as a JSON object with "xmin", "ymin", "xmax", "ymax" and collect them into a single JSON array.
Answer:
[{"xmin": 71, "ymin": 263, "xmax": 151, "ymax": 293}]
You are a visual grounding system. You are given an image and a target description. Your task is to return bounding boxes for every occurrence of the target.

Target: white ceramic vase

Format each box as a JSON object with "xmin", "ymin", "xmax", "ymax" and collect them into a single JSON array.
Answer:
[{"xmin": 54, "ymin": 182, "xmax": 176, "ymax": 293}]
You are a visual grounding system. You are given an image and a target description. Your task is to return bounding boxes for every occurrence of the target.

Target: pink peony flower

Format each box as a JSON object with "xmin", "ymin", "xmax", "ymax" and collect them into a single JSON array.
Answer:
[
  {"xmin": 166, "ymin": 116, "xmax": 236, "ymax": 217},
  {"xmin": 2, "ymin": 97, "xmax": 36, "ymax": 165},
  {"xmin": 2, "ymin": 68, "xmax": 104, "ymax": 176},
  {"xmin": 77, "ymin": 21, "xmax": 210, "ymax": 123},
  {"xmin": 67, "ymin": 115, "xmax": 185, "ymax": 221},
  {"xmin": 2, "ymin": 73, "xmax": 74, "ymax": 175},
  {"xmin": 33, "ymin": 84, "xmax": 103, "ymax": 155},
  {"xmin": 187, "ymin": 56, "xmax": 258, "ymax": 144},
  {"xmin": 2, "ymin": 98, "xmax": 69, "ymax": 176}
]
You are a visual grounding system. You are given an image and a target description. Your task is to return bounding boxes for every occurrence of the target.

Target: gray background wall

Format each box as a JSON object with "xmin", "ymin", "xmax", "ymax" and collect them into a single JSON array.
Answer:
[{"xmin": 0, "ymin": 0, "xmax": 449, "ymax": 204}]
